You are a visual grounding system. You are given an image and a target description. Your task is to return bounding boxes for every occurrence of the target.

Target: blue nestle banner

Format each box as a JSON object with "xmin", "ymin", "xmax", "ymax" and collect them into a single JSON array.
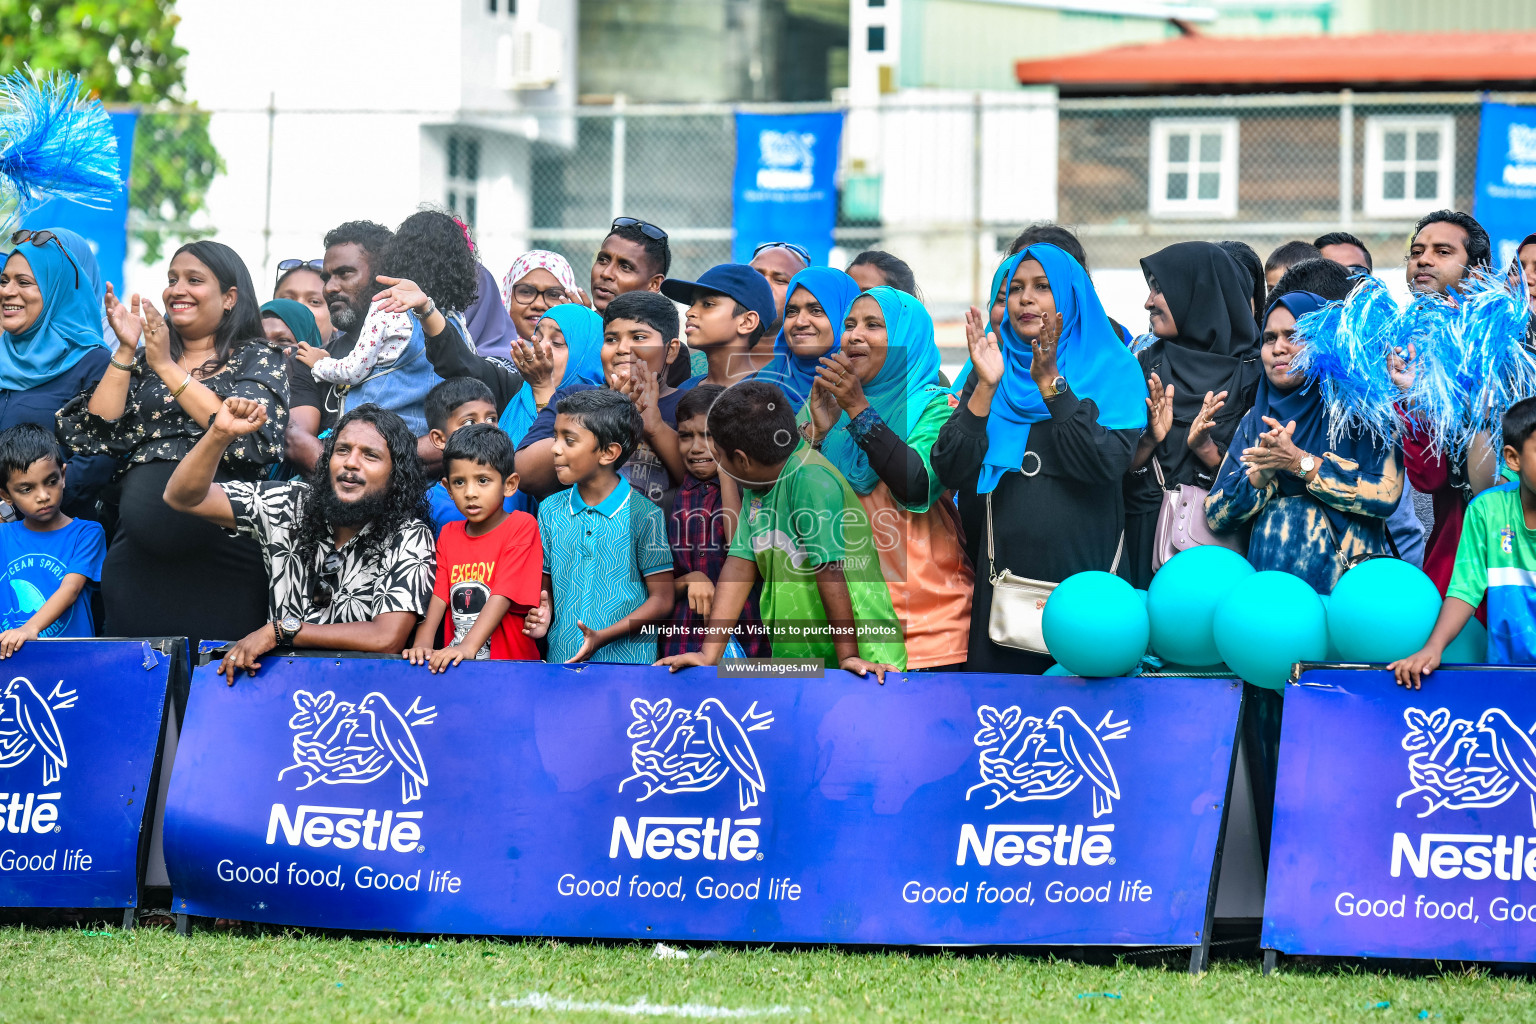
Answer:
[
  {"xmin": 732, "ymin": 112, "xmax": 843, "ymax": 266},
  {"xmin": 1264, "ymin": 668, "xmax": 1536, "ymax": 962},
  {"xmin": 0, "ymin": 638, "xmax": 171, "ymax": 908},
  {"xmin": 1474, "ymin": 100, "xmax": 1536, "ymax": 268},
  {"xmin": 29, "ymin": 110, "xmax": 137, "ymax": 292},
  {"xmin": 165, "ymin": 658, "xmax": 1240, "ymax": 943}
]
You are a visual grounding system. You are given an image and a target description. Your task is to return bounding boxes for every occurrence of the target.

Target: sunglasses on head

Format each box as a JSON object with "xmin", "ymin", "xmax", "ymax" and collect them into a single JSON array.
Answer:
[
  {"xmin": 9, "ymin": 229, "xmax": 81, "ymax": 289},
  {"xmin": 752, "ymin": 241, "xmax": 811, "ymax": 266},
  {"xmin": 308, "ymin": 550, "xmax": 344, "ymax": 610},
  {"xmin": 611, "ymin": 217, "xmax": 668, "ymax": 242},
  {"xmin": 276, "ymin": 258, "xmax": 324, "ymax": 284}
]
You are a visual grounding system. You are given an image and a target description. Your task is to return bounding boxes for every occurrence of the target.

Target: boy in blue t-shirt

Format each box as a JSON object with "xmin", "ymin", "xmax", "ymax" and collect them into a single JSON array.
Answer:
[
  {"xmin": 0, "ymin": 423, "xmax": 106, "ymax": 657},
  {"xmin": 1393, "ymin": 397, "xmax": 1536, "ymax": 687}
]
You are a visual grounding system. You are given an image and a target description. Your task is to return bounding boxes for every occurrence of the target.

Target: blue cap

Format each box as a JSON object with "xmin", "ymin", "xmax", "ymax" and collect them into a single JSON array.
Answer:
[{"xmin": 661, "ymin": 264, "xmax": 779, "ymax": 331}]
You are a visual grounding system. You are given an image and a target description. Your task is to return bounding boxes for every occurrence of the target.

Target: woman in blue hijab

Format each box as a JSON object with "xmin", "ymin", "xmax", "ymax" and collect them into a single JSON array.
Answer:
[
  {"xmin": 1206, "ymin": 291, "xmax": 1402, "ymax": 594},
  {"xmin": 498, "ymin": 303, "xmax": 605, "ymax": 445},
  {"xmin": 0, "ymin": 227, "xmax": 112, "ymax": 434},
  {"xmin": 805, "ymin": 287, "xmax": 973, "ymax": 667},
  {"xmin": 932, "ymin": 243, "xmax": 1147, "ymax": 674},
  {"xmin": 755, "ymin": 266, "xmax": 860, "ymax": 407}
]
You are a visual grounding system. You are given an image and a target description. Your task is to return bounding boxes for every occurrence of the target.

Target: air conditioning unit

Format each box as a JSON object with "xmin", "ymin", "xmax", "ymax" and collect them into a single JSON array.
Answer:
[{"xmin": 496, "ymin": 22, "xmax": 562, "ymax": 91}]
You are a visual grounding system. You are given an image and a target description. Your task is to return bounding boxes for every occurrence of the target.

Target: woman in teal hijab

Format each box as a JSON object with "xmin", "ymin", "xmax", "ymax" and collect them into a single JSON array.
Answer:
[
  {"xmin": 499, "ymin": 302, "xmax": 605, "ymax": 444},
  {"xmin": 260, "ymin": 298, "xmax": 323, "ymax": 349},
  {"xmin": 804, "ymin": 286, "xmax": 974, "ymax": 669},
  {"xmin": 0, "ymin": 227, "xmax": 112, "ymax": 433},
  {"xmin": 755, "ymin": 266, "xmax": 860, "ymax": 407}
]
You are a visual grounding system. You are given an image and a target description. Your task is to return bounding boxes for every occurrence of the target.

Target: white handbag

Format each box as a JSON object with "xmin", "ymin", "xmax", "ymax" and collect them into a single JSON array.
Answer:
[{"xmin": 985, "ymin": 493, "xmax": 1122, "ymax": 654}]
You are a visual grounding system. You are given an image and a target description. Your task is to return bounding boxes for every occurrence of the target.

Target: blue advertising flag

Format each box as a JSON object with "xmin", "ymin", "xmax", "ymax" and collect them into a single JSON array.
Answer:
[
  {"xmin": 1264, "ymin": 668, "xmax": 1536, "ymax": 962},
  {"xmin": 732, "ymin": 112, "xmax": 843, "ymax": 266},
  {"xmin": 1474, "ymin": 100, "xmax": 1536, "ymax": 267},
  {"xmin": 165, "ymin": 658, "xmax": 1241, "ymax": 944},
  {"xmin": 0, "ymin": 639, "xmax": 170, "ymax": 908},
  {"xmin": 28, "ymin": 110, "xmax": 137, "ymax": 292}
]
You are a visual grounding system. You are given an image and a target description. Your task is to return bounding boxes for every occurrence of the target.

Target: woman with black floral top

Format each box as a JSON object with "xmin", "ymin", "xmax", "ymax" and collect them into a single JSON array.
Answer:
[{"xmin": 58, "ymin": 241, "xmax": 288, "ymax": 648}]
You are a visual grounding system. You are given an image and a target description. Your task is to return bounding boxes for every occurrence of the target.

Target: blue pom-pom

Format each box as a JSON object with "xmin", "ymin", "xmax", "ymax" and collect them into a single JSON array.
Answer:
[{"xmin": 0, "ymin": 69, "xmax": 121, "ymax": 227}]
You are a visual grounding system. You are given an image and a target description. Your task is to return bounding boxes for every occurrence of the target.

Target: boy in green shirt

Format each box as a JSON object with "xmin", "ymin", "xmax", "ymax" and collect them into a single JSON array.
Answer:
[
  {"xmin": 1392, "ymin": 397, "xmax": 1536, "ymax": 687},
  {"xmin": 655, "ymin": 380, "xmax": 906, "ymax": 679}
]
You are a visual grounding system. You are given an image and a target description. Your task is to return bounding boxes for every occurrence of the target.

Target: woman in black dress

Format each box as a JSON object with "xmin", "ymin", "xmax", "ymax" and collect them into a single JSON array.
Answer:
[
  {"xmin": 58, "ymin": 241, "xmax": 287, "ymax": 647},
  {"xmin": 1121, "ymin": 241, "xmax": 1262, "ymax": 588},
  {"xmin": 933, "ymin": 243, "xmax": 1146, "ymax": 674}
]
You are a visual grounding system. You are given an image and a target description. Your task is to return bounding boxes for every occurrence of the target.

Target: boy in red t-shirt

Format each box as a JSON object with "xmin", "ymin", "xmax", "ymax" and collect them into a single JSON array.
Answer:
[{"xmin": 405, "ymin": 424, "xmax": 543, "ymax": 671}]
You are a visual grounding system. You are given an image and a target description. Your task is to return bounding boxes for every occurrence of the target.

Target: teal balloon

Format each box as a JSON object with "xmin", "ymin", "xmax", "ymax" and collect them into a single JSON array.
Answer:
[
  {"xmin": 1042, "ymin": 571, "xmax": 1149, "ymax": 677},
  {"xmin": 1043, "ymin": 663, "xmax": 1077, "ymax": 676},
  {"xmin": 1326, "ymin": 558, "xmax": 1442, "ymax": 663},
  {"xmin": 1442, "ymin": 617, "xmax": 1488, "ymax": 664},
  {"xmin": 1213, "ymin": 571, "xmax": 1328, "ymax": 690},
  {"xmin": 1147, "ymin": 546, "xmax": 1256, "ymax": 668}
]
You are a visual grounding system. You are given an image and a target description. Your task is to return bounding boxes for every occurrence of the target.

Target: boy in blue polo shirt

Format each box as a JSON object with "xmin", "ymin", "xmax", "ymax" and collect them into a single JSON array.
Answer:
[
  {"xmin": 0, "ymin": 424, "xmax": 106, "ymax": 657},
  {"xmin": 524, "ymin": 388, "xmax": 674, "ymax": 663},
  {"xmin": 1393, "ymin": 397, "xmax": 1536, "ymax": 687}
]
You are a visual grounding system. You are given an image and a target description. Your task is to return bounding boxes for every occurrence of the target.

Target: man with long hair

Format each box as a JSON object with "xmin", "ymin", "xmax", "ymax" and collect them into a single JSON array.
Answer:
[{"xmin": 164, "ymin": 400, "xmax": 435, "ymax": 683}]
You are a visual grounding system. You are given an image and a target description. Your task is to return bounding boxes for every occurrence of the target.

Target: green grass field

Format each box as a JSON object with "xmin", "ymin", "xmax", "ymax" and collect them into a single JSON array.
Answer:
[{"xmin": 0, "ymin": 926, "xmax": 1530, "ymax": 1023}]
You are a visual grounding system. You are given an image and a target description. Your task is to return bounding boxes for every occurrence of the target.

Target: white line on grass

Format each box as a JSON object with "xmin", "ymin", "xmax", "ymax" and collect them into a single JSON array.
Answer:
[{"xmin": 499, "ymin": 992, "xmax": 808, "ymax": 1018}]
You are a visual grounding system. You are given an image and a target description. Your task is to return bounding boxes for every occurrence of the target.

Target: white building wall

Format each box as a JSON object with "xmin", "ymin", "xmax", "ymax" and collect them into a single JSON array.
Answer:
[{"xmin": 142, "ymin": 0, "xmax": 559, "ymax": 302}]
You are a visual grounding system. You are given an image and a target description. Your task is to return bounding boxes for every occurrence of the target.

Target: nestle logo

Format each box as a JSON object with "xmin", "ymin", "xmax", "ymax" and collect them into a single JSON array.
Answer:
[
  {"xmin": 609, "ymin": 816, "xmax": 761, "ymax": 862},
  {"xmin": 956, "ymin": 823, "xmax": 1114, "ymax": 867}
]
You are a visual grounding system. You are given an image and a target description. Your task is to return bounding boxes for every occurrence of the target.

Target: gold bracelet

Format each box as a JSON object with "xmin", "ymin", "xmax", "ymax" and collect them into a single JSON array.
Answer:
[
  {"xmin": 169, "ymin": 373, "xmax": 193, "ymax": 399},
  {"xmin": 109, "ymin": 355, "xmax": 134, "ymax": 372}
]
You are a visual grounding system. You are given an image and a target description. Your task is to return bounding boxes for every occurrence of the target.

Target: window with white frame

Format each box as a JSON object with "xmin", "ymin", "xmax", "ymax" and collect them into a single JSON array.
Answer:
[
  {"xmin": 1149, "ymin": 118, "xmax": 1238, "ymax": 218},
  {"xmin": 1363, "ymin": 116, "xmax": 1454, "ymax": 218},
  {"xmin": 446, "ymin": 134, "xmax": 479, "ymax": 229}
]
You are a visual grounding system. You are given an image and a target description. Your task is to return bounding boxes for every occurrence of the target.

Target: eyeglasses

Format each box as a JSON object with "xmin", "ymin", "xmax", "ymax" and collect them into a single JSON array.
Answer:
[
  {"xmin": 308, "ymin": 550, "xmax": 344, "ymax": 610},
  {"xmin": 510, "ymin": 282, "xmax": 569, "ymax": 305},
  {"xmin": 752, "ymin": 241, "xmax": 811, "ymax": 266},
  {"xmin": 611, "ymin": 217, "xmax": 668, "ymax": 242},
  {"xmin": 276, "ymin": 258, "xmax": 324, "ymax": 284},
  {"xmin": 9, "ymin": 229, "xmax": 81, "ymax": 289}
]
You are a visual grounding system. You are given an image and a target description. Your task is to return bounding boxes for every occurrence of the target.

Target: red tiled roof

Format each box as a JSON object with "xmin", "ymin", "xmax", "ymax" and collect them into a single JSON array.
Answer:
[{"xmin": 1015, "ymin": 31, "xmax": 1536, "ymax": 91}]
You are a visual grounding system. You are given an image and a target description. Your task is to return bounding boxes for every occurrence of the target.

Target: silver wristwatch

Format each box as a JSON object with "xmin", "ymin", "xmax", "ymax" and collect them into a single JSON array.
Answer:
[
  {"xmin": 1296, "ymin": 455, "xmax": 1316, "ymax": 475},
  {"xmin": 412, "ymin": 299, "xmax": 437, "ymax": 320}
]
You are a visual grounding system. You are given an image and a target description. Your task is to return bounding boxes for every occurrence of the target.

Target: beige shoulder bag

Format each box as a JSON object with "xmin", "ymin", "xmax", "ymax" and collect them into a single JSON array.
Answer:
[{"xmin": 985, "ymin": 492, "xmax": 1122, "ymax": 653}]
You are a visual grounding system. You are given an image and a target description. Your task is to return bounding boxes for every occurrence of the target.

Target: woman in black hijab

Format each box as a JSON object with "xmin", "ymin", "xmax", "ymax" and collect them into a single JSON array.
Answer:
[{"xmin": 1121, "ymin": 240, "xmax": 1262, "ymax": 587}]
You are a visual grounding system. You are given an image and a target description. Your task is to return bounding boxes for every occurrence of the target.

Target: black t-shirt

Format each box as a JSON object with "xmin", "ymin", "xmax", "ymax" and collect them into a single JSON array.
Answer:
[{"xmin": 289, "ymin": 330, "xmax": 360, "ymax": 434}]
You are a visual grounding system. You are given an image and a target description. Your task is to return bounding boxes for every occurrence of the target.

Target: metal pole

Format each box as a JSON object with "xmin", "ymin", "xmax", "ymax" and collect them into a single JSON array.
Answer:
[
  {"xmin": 610, "ymin": 93, "xmax": 627, "ymax": 221},
  {"xmin": 1338, "ymin": 88, "xmax": 1354, "ymax": 230},
  {"xmin": 971, "ymin": 91, "xmax": 984, "ymax": 310},
  {"xmin": 261, "ymin": 91, "xmax": 276, "ymax": 284}
]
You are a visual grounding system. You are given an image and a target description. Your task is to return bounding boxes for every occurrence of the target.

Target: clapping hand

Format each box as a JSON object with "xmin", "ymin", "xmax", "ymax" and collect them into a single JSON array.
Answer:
[
  {"xmin": 1027, "ymin": 311, "xmax": 1065, "ymax": 390},
  {"xmin": 814, "ymin": 352, "xmax": 868, "ymax": 417},
  {"xmin": 138, "ymin": 296, "xmax": 173, "ymax": 371},
  {"xmin": 510, "ymin": 336, "xmax": 557, "ymax": 388},
  {"xmin": 963, "ymin": 306, "xmax": 1004, "ymax": 388},
  {"xmin": 103, "ymin": 283, "xmax": 143, "ymax": 353},
  {"xmin": 805, "ymin": 379, "xmax": 842, "ymax": 442},
  {"xmin": 1145, "ymin": 373, "xmax": 1174, "ymax": 443},
  {"xmin": 1187, "ymin": 390, "xmax": 1228, "ymax": 451},
  {"xmin": 1241, "ymin": 417, "xmax": 1304, "ymax": 485}
]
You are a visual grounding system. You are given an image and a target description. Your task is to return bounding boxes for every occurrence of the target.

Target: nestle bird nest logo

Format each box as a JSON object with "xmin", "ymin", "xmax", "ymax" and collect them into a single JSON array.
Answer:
[
  {"xmin": 280, "ymin": 690, "xmax": 436, "ymax": 805},
  {"xmin": 621, "ymin": 697, "xmax": 773, "ymax": 812},
  {"xmin": 968, "ymin": 705, "xmax": 1130, "ymax": 817},
  {"xmin": 1399, "ymin": 705, "xmax": 1536, "ymax": 824},
  {"xmin": 0, "ymin": 676, "xmax": 74, "ymax": 786}
]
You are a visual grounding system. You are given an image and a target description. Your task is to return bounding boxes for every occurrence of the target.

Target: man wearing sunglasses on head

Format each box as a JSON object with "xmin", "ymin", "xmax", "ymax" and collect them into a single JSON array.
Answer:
[
  {"xmin": 165, "ymin": 399, "xmax": 435, "ymax": 685},
  {"xmin": 590, "ymin": 217, "xmax": 670, "ymax": 315},
  {"xmin": 748, "ymin": 240, "xmax": 811, "ymax": 336}
]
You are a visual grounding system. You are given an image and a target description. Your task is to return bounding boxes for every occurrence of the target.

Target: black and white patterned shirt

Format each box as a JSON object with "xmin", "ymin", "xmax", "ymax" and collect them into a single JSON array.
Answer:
[{"xmin": 223, "ymin": 480, "xmax": 435, "ymax": 625}]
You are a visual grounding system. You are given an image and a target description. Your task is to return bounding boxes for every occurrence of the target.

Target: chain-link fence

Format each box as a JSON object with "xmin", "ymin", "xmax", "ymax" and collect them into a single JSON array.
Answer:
[{"xmin": 120, "ymin": 90, "xmax": 1510, "ymax": 329}]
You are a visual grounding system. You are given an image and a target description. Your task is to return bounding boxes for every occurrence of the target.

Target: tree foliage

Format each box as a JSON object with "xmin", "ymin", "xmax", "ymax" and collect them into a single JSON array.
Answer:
[{"xmin": 0, "ymin": 0, "xmax": 221, "ymax": 260}]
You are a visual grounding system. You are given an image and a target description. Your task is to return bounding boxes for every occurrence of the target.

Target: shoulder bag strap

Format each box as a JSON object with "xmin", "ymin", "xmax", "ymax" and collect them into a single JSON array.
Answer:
[
  {"xmin": 1149, "ymin": 454, "xmax": 1167, "ymax": 491},
  {"xmin": 985, "ymin": 492, "xmax": 998, "ymax": 583}
]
